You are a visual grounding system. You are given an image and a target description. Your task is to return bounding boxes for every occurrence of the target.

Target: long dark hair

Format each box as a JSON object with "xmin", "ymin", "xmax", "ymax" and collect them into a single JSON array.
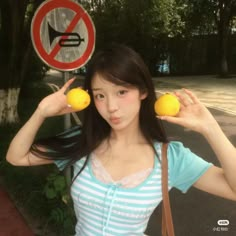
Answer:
[{"xmin": 31, "ymin": 44, "xmax": 168, "ymax": 171}]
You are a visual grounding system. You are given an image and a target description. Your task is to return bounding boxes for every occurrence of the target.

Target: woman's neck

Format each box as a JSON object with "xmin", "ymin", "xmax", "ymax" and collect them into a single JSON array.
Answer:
[{"xmin": 109, "ymin": 125, "xmax": 146, "ymax": 146}]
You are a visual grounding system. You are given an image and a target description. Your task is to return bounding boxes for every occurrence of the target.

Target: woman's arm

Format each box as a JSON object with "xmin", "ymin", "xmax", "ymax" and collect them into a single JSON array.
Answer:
[
  {"xmin": 159, "ymin": 89, "xmax": 236, "ymax": 200},
  {"xmin": 6, "ymin": 78, "xmax": 76, "ymax": 166},
  {"xmin": 6, "ymin": 108, "xmax": 52, "ymax": 166}
]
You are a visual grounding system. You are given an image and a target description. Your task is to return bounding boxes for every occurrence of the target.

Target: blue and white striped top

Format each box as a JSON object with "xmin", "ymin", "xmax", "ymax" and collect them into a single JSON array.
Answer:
[{"xmin": 55, "ymin": 141, "xmax": 212, "ymax": 235}]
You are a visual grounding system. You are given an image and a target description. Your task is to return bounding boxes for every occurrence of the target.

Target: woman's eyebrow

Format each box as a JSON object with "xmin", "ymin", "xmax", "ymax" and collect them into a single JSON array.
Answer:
[{"xmin": 91, "ymin": 88, "xmax": 103, "ymax": 91}]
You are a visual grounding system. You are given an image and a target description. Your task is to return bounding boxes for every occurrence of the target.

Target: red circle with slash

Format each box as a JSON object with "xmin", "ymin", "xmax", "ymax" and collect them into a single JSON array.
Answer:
[{"xmin": 31, "ymin": 0, "xmax": 95, "ymax": 71}]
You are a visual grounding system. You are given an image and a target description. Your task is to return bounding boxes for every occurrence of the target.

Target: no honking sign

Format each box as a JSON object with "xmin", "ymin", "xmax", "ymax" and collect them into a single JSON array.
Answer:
[{"xmin": 31, "ymin": 0, "xmax": 95, "ymax": 71}]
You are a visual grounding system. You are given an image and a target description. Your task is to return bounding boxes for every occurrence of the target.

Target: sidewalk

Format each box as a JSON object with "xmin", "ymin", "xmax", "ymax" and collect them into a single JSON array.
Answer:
[
  {"xmin": 154, "ymin": 75, "xmax": 236, "ymax": 115},
  {"xmin": 0, "ymin": 184, "xmax": 34, "ymax": 236}
]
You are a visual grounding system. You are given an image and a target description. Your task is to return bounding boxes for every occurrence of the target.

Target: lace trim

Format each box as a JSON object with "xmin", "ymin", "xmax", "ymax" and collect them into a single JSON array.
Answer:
[{"xmin": 91, "ymin": 154, "xmax": 153, "ymax": 188}]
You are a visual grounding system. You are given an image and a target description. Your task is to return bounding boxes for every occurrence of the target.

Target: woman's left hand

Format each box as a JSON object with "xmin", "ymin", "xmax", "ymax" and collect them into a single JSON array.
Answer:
[{"xmin": 158, "ymin": 89, "xmax": 218, "ymax": 134}]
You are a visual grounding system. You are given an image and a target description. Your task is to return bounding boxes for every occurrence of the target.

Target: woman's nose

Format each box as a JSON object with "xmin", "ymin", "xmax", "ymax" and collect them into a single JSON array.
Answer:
[{"xmin": 107, "ymin": 97, "xmax": 118, "ymax": 113}]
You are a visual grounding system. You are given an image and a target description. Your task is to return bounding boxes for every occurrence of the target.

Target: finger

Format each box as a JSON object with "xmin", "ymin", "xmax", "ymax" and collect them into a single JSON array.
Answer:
[
  {"xmin": 174, "ymin": 91, "xmax": 191, "ymax": 107},
  {"xmin": 61, "ymin": 78, "xmax": 76, "ymax": 93},
  {"xmin": 183, "ymin": 89, "xmax": 200, "ymax": 104},
  {"xmin": 179, "ymin": 103, "xmax": 186, "ymax": 111}
]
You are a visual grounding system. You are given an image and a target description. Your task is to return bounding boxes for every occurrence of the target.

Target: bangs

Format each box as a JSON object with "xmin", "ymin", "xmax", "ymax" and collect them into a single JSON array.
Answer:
[
  {"xmin": 85, "ymin": 44, "xmax": 150, "ymax": 93},
  {"xmin": 97, "ymin": 71, "xmax": 138, "ymax": 89}
]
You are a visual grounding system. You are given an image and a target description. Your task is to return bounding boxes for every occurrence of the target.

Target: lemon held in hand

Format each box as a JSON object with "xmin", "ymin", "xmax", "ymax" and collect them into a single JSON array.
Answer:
[
  {"xmin": 66, "ymin": 88, "xmax": 91, "ymax": 110},
  {"xmin": 154, "ymin": 93, "xmax": 180, "ymax": 116}
]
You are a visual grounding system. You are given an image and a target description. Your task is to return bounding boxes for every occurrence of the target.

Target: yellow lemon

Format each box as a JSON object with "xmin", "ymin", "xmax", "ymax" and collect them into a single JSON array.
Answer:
[
  {"xmin": 66, "ymin": 88, "xmax": 91, "ymax": 110},
  {"xmin": 154, "ymin": 93, "xmax": 180, "ymax": 116}
]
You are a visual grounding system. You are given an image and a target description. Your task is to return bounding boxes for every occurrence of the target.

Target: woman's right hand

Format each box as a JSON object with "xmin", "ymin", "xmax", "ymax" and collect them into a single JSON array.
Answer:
[{"xmin": 37, "ymin": 78, "xmax": 77, "ymax": 118}]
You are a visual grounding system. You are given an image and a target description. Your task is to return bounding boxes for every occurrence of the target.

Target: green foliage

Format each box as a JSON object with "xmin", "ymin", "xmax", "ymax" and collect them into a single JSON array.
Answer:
[
  {"xmin": 44, "ymin": 173, "xmax": 67, "ymax": 199},
  {"xmin": 180, "ymin": 0, "xmax": 216, "ymax": 35},
  {"xmin": 80, "ymin": 0, "xmax": 236, "ymax": 75},
  {"xmin": 0, "ymin": 0, "xmax": 46, "ymax": 89},
  {"xmin": 43, "ymin": 171, "xmax": 76, "ymax": 235},
  {"xmin": 84, "ymin": 0, "xmax": 188, "ymax": 73},
  {"xmin": 1, "ymin": 160, "xmax": 75, "ymax": 235},
  {"xmin": 0, "ymin": 81, "xmax": 74, "ymax": 235}
]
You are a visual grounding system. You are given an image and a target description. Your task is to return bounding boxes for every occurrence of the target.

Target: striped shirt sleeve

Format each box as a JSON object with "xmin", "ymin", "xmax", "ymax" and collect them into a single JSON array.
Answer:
[{"xmin": 168, "ymin": 141, "xmax": 213, "ymax": 193}]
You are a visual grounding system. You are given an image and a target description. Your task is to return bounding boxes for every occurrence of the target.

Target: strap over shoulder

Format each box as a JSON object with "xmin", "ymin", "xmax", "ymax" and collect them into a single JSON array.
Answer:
[{"xmin": 161, "ymin": 143, "xmax": 175, "ymax": 236}]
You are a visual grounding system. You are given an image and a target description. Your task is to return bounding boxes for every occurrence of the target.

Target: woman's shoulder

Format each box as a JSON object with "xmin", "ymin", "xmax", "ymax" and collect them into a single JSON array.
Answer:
[
  {"xmin": 164, "ymin": 141, "xmax": 194, "ymax": 162},
  {"xmin": 161, "ymin": 141, "xmax": 213, "ymax": 193},
  {"xmin": 167, "ymin": 141, "xmax": 187, "ymax": 152},
  {"xmin": 153, "ymin": 140, "xmax": 185, "ymax": 153},
  {"xmin": 160, "ymin": 140, "xmax": 212, "ymax": 175},
  {"xmin": 153, "ymin": 140, "xmax": 197, "ymax": 164}
]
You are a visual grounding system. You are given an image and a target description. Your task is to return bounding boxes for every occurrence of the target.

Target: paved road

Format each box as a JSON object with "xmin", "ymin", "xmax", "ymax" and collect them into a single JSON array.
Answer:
[
  {"xmin": 155, "ymin": 75, "xmax": 236, "ymax": 116},
  {"xmin": 45, "ymin": 71, "xmax": 236, "ymax": 236},
  {"xmin": 149, "ymin": 76, "xmax": 236, "ymax": 235},
  {"xmin": 147, "ymin": 109, "xmax": 236, "ymax": 236},
  {"xmin": 45, "ymin": 71, "xmax": 236, "ymax": 115}
]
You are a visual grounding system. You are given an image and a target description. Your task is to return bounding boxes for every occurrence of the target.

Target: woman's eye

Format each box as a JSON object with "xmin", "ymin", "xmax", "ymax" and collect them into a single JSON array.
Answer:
[
  {"xmin": 94, "ymin": 94, "xmax": 104, "ymax": 100},
  {"xmin": 118, "ymin": 90, "xmax": 128, "ymax": 96}
]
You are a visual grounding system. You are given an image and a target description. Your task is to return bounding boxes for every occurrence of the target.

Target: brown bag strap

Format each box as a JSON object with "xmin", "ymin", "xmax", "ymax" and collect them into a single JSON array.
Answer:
[{"xmin": 161, "ymin": 143, "xmax": 175, "ymax": 236}]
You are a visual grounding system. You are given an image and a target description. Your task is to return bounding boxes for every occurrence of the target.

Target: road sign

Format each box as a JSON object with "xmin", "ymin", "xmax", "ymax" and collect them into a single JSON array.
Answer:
[{"xmin": 31, "ymin": 0, "xmax": 95, "ymax": 71}]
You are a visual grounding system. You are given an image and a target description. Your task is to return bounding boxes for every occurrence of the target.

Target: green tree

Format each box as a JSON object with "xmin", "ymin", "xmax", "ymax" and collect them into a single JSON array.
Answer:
[
  {"xmin": 184, "ymin": 0, "xmax": 236, "ymax": 76},
  {"xmin": 215, "ymin": 0, "xmax": 236, "ymax": 76},
  {"xmin": 82, "ymin": 0, "xmax": 186, "ymax": 73},
  {"xmin": 0, "ymin": 0, "xmax": 44, "ymax": 124}
]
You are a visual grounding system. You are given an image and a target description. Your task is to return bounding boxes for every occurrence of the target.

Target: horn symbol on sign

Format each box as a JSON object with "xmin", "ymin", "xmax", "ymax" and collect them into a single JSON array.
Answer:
[{"xmin": 48, "ymin": 22, "xmax": 85, "ymax": 47}]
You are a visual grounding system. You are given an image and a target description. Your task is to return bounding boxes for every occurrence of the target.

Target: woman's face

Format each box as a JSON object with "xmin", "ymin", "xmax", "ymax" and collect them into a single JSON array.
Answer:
[{"xmin": 91, "ymin": 73, "xmax": 147, "ymax": 131}]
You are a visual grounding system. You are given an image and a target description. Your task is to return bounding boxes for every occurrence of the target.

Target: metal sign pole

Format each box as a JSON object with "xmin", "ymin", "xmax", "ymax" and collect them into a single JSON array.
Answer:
[
  {"xmin": 31, "ymin": 0, "xmax": 95, "ymax": 188},
  {"xmin": 64, "ymin": 71, "xmax": 72, "ymax": 186},
  {"xmin": 64, "ymin": 71, "xmax": 71, "ymax": 130}
]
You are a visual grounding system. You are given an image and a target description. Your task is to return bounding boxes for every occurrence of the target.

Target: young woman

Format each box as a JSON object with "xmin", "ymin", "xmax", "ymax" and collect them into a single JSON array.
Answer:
[{"xmin": 6, "ymin": 44, "xmax": 236, "ymax": 235}]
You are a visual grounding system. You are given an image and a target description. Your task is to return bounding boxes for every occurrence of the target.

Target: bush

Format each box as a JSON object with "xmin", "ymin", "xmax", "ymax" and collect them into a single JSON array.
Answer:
[{"xmin": 0, "ymin": 80, "xmax": 75, "ymax": 235}]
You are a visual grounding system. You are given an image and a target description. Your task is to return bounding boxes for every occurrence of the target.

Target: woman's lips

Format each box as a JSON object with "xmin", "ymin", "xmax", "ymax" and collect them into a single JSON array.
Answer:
[{"xmin": 110, "ymin": 117, "xmax": 121, "ymax": 124}]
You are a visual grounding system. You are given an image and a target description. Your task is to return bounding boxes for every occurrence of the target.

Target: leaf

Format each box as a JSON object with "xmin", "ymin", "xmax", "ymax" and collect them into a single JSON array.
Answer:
[
  {"xmin": 44, "ymin": 185, "xmax": 57, "ymax": 199},
  {"xmin": 50, "ymin": 208, "xmax": 64, "ymax": 223},
  {"xmin": 53, "ymin": 175, "xmax": 66, "ymax": 192},
  {"xmin": 63, "ymin": 217, "xmax": 74, "ymax": 233}
]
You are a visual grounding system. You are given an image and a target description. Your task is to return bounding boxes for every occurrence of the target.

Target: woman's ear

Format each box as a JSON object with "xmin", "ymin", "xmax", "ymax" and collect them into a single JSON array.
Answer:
[{"xmin": 140, "ymin": 91, "xmax": 148, "ymax": 100}]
